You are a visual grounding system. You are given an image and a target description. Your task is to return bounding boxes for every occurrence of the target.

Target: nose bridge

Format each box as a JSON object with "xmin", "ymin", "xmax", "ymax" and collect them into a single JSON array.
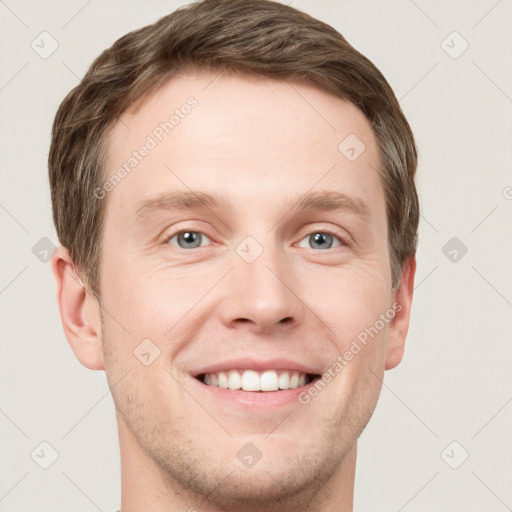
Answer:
[{"xmin": 221, "ymin": 234, "xmax": 301, "ymax": 331}]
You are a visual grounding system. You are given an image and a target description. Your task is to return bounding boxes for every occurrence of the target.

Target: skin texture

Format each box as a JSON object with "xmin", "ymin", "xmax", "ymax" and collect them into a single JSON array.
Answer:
[{"xmin": 52, "ymin": 72, "xmax": 415, "ymax": 512}]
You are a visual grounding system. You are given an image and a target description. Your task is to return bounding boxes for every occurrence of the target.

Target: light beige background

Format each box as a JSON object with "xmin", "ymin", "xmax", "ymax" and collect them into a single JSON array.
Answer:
[{"xmin": 1, "ymin": 1, "xmax": 511, "ymax": 510}]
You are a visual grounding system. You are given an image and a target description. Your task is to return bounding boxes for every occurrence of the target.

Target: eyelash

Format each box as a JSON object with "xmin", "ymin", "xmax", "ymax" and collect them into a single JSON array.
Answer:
[{"xmin": 164, "ymin": 228, "xmax": 349, "ymax": 250}]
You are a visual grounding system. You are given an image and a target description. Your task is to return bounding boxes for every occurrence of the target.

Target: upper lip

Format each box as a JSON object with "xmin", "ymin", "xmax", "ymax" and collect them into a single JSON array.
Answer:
[{"xmin": 191, "ymin": 357, "xmax": 321, "ymax": 377}]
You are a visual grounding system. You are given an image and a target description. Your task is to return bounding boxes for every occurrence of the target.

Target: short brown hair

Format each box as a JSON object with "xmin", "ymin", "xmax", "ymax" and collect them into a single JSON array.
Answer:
[{"xmin": 49, "ymin": 0, "xmax": 419, "ymax": 296}]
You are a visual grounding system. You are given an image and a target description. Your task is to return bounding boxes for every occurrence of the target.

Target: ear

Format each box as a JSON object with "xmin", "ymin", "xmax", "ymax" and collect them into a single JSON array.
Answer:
[
  {"xmin": 385, "ymin": 257, "xmax": 416, "ymax": 370},
  {"xmin": 51, "ymin": 246, "xmax": 104, "ymax": 370}
]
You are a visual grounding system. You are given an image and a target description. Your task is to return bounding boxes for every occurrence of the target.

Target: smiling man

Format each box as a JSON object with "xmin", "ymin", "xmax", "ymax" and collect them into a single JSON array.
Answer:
[{"xmin": 49, "ymin": 1, "xmax": 419, "ymax": 511}]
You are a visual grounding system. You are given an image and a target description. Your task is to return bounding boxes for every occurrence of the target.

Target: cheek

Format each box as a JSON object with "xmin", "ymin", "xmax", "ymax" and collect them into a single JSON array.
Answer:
[
  {"xmin": 100, "ymin": 255, "xmax": 219, "ymax": 354},
  {"xmin": 306, "ymin": 262, "xmax": 391, "ymax": 340},
  {"xmin": 101, "ymin": 249, "xmax": 169, "ymax": 320}
]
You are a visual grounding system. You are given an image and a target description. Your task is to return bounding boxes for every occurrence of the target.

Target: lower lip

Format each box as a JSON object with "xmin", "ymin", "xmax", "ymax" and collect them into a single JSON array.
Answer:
[{"xmin": 190, "ymin": 376, "xmax": 318, "ymax": 408}]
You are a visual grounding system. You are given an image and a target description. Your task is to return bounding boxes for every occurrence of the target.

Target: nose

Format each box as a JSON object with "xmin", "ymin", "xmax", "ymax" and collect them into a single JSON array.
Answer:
[{"xmin": 219, "ymin": 242, "xmax": 303, "ymax": 334}]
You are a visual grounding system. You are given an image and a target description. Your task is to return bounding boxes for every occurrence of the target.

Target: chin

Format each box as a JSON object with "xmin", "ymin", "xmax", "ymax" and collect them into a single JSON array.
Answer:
[{"xmin": 193, "ymin": 467, "xmax": 316, "ymax": 511}]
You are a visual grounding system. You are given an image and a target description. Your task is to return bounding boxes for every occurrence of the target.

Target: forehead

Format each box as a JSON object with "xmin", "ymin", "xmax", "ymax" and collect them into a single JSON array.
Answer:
[{"xmin": 103, "ymin": 72, "xmax": 385, "ymax": 224}]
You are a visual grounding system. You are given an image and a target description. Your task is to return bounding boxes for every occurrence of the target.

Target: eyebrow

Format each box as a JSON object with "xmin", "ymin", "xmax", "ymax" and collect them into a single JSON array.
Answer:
[
  {"xmin": 135, "ymin": 189, "xmax": 371, "ymax": 224},
  {"xmin": 135, "ymin": 191, "xmax": 233, "ymax": 223},
  {"xmin": 290, "ymin": 190, "xmax": 370, "ymax": 218}
]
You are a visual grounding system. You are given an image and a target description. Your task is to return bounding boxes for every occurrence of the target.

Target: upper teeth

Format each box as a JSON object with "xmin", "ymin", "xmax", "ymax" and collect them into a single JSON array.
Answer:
[{"xmin": 203, "ymin": 369, "xmax": 308, "ymax": 391}]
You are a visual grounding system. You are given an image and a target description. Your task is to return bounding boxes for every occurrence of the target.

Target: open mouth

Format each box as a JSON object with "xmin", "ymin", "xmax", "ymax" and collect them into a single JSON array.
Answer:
[{"xmin": 195, "ymin": 369, "xmax": 321, "ymax": 392}]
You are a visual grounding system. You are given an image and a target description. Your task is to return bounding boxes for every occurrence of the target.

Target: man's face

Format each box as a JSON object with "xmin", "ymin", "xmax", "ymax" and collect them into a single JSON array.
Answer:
[{"xmin": 97, "ymin": 72, "xmax": 403, "ymax": 506}]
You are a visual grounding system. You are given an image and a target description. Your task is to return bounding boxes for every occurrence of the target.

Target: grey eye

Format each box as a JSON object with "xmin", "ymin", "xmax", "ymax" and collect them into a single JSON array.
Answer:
[
  {"xmin": 297, "ymin": 232, "xmax": 342, "ymax": 250},
  {"xmin": 168, "ymin": 231, "xmax": 210, "ymax": 249}
]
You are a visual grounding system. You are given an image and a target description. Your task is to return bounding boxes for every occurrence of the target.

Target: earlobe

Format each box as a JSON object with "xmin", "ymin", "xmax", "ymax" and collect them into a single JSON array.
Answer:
[
  {"xmin": 385, "ymin": 257, "xmax": 416, "ymax": 370},
  {"xmin": 51, "ymin": 246, "xmax": 104, "ymax": 370}
]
